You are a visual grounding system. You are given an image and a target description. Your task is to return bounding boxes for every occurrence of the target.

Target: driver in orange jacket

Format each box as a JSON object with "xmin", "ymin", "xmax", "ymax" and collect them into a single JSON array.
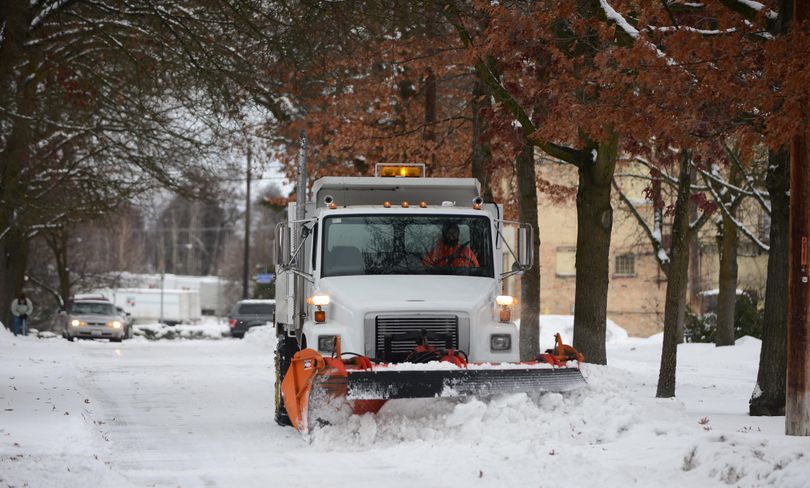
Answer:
[{"xmin": 422, "ymin": 223, "xmax": 479, "ymax": 268}]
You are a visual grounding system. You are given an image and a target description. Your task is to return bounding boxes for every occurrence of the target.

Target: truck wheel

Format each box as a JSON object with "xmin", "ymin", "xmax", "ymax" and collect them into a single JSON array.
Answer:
[{"xmin": 274, "ymin": 334, "xmax": 299, "ymax": 427}]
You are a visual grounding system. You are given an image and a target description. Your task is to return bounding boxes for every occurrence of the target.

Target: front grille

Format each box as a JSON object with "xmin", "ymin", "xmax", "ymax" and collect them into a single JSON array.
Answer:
[
  {"xmin": 375, "ymin": 315, "xmax": 458, "ymax": 362},
  {"xmin": 87, "ymin": 322, "xmax": 107, "ymax": 327}
]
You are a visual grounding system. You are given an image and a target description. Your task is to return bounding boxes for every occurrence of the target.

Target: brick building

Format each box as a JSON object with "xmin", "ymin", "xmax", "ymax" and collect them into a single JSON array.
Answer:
[{"xmin": 524, "ymin": 160, "xmax": 768, "ymax": 337}]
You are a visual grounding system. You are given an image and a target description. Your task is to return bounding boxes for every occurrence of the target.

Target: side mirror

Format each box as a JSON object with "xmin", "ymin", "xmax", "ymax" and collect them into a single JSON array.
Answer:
[
  {"xmin": 517, "ymin": 225, "xmax": 534, "ymax": 271},
  {"xmin": 274, "ymin": 222, "xmax": 290, "ymax": 267}
]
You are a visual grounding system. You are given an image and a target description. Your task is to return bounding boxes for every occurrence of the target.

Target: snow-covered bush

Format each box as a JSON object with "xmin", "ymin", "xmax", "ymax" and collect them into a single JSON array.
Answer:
[
  {"xmin": 134, "ymin": 323, "xmax": 229, "ymax": 340},
  {"xmin": 684, "ymin": 294, "xmax": 762, "ymax": 343}
]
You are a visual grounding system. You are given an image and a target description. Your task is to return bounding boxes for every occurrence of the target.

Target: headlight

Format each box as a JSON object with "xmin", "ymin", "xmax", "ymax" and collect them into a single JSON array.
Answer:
[
  {"xmin": 70, "ymin": 319, "xmax": 82, "ymax": 327},
  {"xmin": 307, "ymin": 294, "xmax": 330, "ymax": 306},
  {"xmin": 318, "ymin": 335, "xmax": 339, "ymax": 353},
  {"xmin": 490, "ymin": 334, "xmax": 511, "ymax": 352},
  {"xmin": 109, "ymin": 320, "xmax": 122, "ymax": 329},
  {"xmin": 496, "ymin": 295, "xmax": 516, "ymax": 306}
]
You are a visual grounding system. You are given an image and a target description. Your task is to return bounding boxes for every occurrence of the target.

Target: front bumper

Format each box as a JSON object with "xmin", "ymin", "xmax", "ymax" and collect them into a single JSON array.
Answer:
[
  {"xmin": 69, "ymin": 326, "xmax": 125, "ymax": 340},
  {"xmin": 230, "ymin": 320, "xmax": 270, "ymax": 336}
]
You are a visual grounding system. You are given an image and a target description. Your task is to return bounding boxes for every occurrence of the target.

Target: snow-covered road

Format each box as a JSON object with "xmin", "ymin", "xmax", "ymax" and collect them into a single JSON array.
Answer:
[{"xmin": 2, "ymin": 324, "xmax": 808, "ymax": 488}]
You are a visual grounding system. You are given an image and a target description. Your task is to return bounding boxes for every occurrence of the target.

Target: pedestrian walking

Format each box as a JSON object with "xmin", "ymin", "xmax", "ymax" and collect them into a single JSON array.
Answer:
[{"xmin": 11, "ymin": 292, "xmax": 33, "ymax": 336}]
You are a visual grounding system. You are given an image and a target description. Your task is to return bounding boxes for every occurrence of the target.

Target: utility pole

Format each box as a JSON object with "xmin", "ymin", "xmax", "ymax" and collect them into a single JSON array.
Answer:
[
  {"xmin": 242, "ymin": 145, "xmax": 252, "ymax": 299},
  {"xmin": 786, "ymin": 0, "xmax": 810, "ymax": 437},
  {"xmin": 159, "ymin": 234, "xmax": 165, "ymax": 325}
]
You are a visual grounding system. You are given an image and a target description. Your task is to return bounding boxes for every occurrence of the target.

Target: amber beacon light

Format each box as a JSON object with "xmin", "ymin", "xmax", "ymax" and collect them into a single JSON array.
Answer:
[{"xmin": 375, "ymin": 163, "xmax": 425, "ymax": 178}]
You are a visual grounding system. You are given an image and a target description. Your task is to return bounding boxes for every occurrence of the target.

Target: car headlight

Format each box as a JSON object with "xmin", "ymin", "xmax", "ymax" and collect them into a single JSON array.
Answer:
[
  {"xmin": 71, "ymin": 319, "xmax": 83, "ymax": 327},
  {"xmin": 108, "ymin": 320, "xmax": 122, "ymax": 329},
  {"xmin": 490, "ymin": 334, "xmax": 511, "ymax": 352},
  {"xmin": 318, "ymin": 335, "xmax": 339, "ymax": 353}
]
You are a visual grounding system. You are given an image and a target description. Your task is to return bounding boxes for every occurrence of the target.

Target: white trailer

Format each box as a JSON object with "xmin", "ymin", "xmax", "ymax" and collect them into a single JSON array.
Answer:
[
  {"xmin": 110, "ymin": 288, "xmax": 201, "ymax": 325},
  {"xmin": 111, "ymin": 273, "xmax": 233, "ymax": 316}
]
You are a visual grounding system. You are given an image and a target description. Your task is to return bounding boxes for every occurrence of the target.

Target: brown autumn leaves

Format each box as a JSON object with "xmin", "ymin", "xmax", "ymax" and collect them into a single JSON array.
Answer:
[{"xmin": 270, "ymin": 1, "xmax": 808, "ymax": 201}]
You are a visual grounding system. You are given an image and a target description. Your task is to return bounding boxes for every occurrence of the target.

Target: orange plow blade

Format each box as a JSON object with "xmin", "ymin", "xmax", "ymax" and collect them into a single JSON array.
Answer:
[
  {"xmin": 281, "ymin": 336, "xmax": 586, "ymax": 433},
  {"xmin": 281, "ymin": 348, "xmax": 386, "ymax": 432}
]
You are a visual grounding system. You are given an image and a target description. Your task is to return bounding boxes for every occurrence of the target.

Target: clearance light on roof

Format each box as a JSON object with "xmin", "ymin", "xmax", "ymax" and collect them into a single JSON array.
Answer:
[
  {"xmin": 383, "ymin": 201, "xmax": 391, "ymax": 208},
  {"xmin": 375, "ymin": 163, "xmax": 425, "ymax": 178},
  {"xmin": 419, "ymin": 201, "xmax": 427, "ymax": 208},
  {"xmin": 401, "ymin": 201, "xmax": 409, "ymax": 208}
]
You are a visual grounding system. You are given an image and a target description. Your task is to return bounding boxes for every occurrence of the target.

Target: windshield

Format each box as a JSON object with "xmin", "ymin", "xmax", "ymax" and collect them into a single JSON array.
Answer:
[
  {"xmin": 321, "ymin": 214, "xmax": 493, "ymax": 278},
  {"xmin": 72, "ymin": 302, "xmax": 117, "ymax": 316}
]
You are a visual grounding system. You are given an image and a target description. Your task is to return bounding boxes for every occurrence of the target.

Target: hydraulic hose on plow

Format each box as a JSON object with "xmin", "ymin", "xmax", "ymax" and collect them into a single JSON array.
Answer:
[{"xmin": 281, "ymin": 334, "xmax": 587, "ymax": 433}]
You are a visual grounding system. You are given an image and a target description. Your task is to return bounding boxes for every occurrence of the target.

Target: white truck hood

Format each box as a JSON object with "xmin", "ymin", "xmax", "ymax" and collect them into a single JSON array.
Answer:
[{"xmin": 318, "ymin": 275, "xmax": 496, "ymax": 315}]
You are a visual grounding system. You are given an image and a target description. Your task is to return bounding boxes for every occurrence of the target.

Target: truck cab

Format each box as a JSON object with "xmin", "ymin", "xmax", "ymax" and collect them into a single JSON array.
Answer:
[{"xmin": 274, "ymin": 165, "xmax": 532, "ymax": 365}]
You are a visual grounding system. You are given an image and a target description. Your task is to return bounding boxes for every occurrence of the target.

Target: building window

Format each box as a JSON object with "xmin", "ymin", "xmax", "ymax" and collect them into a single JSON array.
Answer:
[
  {"xmin": 555, "ymin": 247, "xmax": 576, "ymax": 277},
  {"xmin": 614, "ymin": 253, "xmax": 636, "ymax": 277}
]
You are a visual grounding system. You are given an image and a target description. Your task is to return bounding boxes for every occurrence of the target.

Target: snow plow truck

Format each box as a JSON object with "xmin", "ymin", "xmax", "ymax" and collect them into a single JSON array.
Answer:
[{"xmin": 274, "ymin": 140, "xmax": 585, "ymax": 432}]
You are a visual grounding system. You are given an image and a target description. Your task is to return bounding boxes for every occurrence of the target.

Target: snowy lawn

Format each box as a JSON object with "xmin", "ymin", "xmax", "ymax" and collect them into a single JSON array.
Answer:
[{"xmin": 1, "ymin": 322, "xmax": 808, "ymax": 488}]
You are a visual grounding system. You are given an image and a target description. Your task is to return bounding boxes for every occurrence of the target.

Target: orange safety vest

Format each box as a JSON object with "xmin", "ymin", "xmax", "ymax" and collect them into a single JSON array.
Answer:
[{"xmin": 422, "ymin": 242, "xmax": 480, "ymax": 267}]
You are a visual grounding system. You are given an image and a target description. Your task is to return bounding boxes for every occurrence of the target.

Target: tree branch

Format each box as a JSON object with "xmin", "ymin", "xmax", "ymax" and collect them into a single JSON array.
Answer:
[
  {"xmin": 442, "ymin": 1, "xmax": 589, "ymax": 168},
  {"xmin": 612, "ymin": 177, "xmax": 670, "ymax": 274},
  {"xmin": 722, "ymin": 141, "xmax": 771, "ymax": 214},
  {"xmin": 700, "ymin": 172, "xmax": 769, "ymax": 251}
]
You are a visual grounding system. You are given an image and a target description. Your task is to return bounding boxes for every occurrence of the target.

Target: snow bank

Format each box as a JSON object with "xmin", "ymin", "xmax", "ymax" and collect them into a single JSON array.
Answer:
[
  {"xmin": 242, "ymin": 324, "xmax": 277, "ymax": 347},
  {"xmin": 133, "ymin": 321, "xmax": 229, "ymax": 340},
  {"xmin": 533, "ymin": 315, "xmax": 629, "ymax": 349}
]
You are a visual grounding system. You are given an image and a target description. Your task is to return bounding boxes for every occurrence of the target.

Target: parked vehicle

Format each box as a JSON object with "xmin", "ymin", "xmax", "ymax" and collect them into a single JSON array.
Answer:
[
  {"xmin": 228, "ymin": 299, "xmax": 275, "ymax": 338},
  {"xmin": 109, "ymin": 288, "xmax": 201, "ymax": 325},
  {"xmin": 60, "ymin": 297, "xmax": 127, "ymax": 342}
]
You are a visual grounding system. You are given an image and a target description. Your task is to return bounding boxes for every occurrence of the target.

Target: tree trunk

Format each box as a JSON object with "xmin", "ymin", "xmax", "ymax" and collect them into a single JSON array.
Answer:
[
  {"xmin": 716, "ymin": 166, "xmax": 740, "ymax": 346},
  {"xmin": 572, "ymin": 132, "xmax": 618, "ymax": 365},
  {"xmin": 750, "ymin": 149, "xmax": 790, "ymax": 415},
  {"xmin": 0, "ymin": 227, "xmax": 29, "ymax": 329},
  {"xmin": 49, "ymin": 229, "xmax": 71, "ymax": 309},
  {"xmin": 657, "ymin": 152, "xmax": 693, "ymax": 398},
  {"xmin": 748, "ymin": 0, "xmax": 792, "ymax": 417},
  {"xmin": 688, "ymin": 186, "xmax": 702, "ymax": 311},
  {"xmin": 471, "ymin": 78, "xmax": 494, "ymax": 202},
  {"xmin": 517, "ymin": 142, "xmax": 541, "ymax": 360},
  {"xmin": 0, "ymin": 4, "xmax": 36, "ymax": 330}
]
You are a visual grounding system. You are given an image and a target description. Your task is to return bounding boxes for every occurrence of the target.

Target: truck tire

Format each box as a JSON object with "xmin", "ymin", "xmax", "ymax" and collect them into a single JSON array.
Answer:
[{"xmin": 274, "ymin": 334, "xmax": 299, "ymax": 427}]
